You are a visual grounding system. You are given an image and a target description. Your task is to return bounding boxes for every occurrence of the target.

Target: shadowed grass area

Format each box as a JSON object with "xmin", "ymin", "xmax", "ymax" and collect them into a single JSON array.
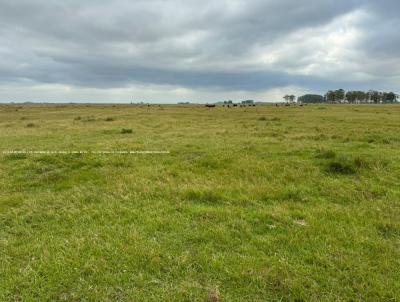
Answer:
[{"xmin": 0, "ymin": 104, "xmax": 399, "ymax": 301}]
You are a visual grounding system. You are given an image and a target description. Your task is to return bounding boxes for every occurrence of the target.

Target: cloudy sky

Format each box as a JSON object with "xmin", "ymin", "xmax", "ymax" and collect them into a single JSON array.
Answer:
[{"xmin": 0, "ymin": 0, "xmax": 399, "ymax": 103}]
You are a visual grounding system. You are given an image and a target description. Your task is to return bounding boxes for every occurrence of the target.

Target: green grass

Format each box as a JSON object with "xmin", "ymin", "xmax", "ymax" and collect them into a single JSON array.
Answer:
[{"xmin": 0, "ymin": 104, "xmax": 399, "ymax": 301}]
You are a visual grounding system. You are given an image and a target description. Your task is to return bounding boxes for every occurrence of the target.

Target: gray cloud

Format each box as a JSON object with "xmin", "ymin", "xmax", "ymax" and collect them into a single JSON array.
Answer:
[{"xmin": 0, "ymin": 0, "xmax": 399, "ymax": 102}]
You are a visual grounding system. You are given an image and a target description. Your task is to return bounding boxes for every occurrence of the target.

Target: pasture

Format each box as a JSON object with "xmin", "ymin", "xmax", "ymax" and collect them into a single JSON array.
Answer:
[{"xmin": 0, "ymin": 104, "xmax": 399, "ymax": 301}]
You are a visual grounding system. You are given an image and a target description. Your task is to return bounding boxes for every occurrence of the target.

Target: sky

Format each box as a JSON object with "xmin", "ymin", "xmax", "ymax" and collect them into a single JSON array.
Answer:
[{"xmin": 0, "ymin": 0, "xmax": 399, "ymax": 103}]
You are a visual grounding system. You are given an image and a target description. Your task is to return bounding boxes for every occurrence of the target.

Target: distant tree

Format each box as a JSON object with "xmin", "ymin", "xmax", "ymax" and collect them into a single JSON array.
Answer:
[
  {"xmin": 356, "ymin": 91, "xmax": 367, "ymax": 103},
  {"xmin": 345, "ymin": 91, "xmax": 356, "ymax": 103},
  {"xmin": 335, "ymin": 89, "xmax": 346, "ymax": 103},
  {"xmin": 283, "ymin": 95, "xmax": 290, "ymax": 103},
  {"xmin": 368, "ymin": 90, "xmax": 383, "ymax": 103},
  {"xmin": 325, "ymin": 91, "xmax": 336, "ymax": 103},
  {"xmin": 384, "ymin": 92, "xmax": 398, "ymax": 103},
  {"xmin": 298, "ymin": 94, "xmax": 324, "ymax": 103},
  {"xmin": 289, "ymin": 95, "xmax": 296, "ymax": 103}
]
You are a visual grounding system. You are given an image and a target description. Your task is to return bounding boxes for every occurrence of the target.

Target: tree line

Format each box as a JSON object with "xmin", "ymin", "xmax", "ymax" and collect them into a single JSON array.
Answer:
[
  {"xmin": 283, "ymin": 95, "xmax": 296, "ymax": 103},
  {"xmin": 295, "ymin": 90, "xmax": 399, "ymax": 104}
]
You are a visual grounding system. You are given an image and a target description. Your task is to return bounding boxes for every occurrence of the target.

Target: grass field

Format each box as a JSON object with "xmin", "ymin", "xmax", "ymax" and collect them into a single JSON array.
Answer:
[{"xmin": 0, "ymin": 104, "xmax": 399, "ymax": 301}]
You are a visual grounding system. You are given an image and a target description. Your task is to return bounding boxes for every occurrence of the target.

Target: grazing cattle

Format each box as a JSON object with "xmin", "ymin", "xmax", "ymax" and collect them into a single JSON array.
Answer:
[
  {"xmin": 205, "ymin": 104, "xmax": 216, "ymax": 108},
  {"xmin": 233, "ymin": 104, "xmax": 238, "ymax": 107}
]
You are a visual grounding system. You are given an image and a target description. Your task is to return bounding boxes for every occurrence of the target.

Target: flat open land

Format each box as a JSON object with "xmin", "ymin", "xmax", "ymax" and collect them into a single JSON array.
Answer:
[{"xmin": 0, "ymin": 104, "xmax": 399, "ymax": 301}]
